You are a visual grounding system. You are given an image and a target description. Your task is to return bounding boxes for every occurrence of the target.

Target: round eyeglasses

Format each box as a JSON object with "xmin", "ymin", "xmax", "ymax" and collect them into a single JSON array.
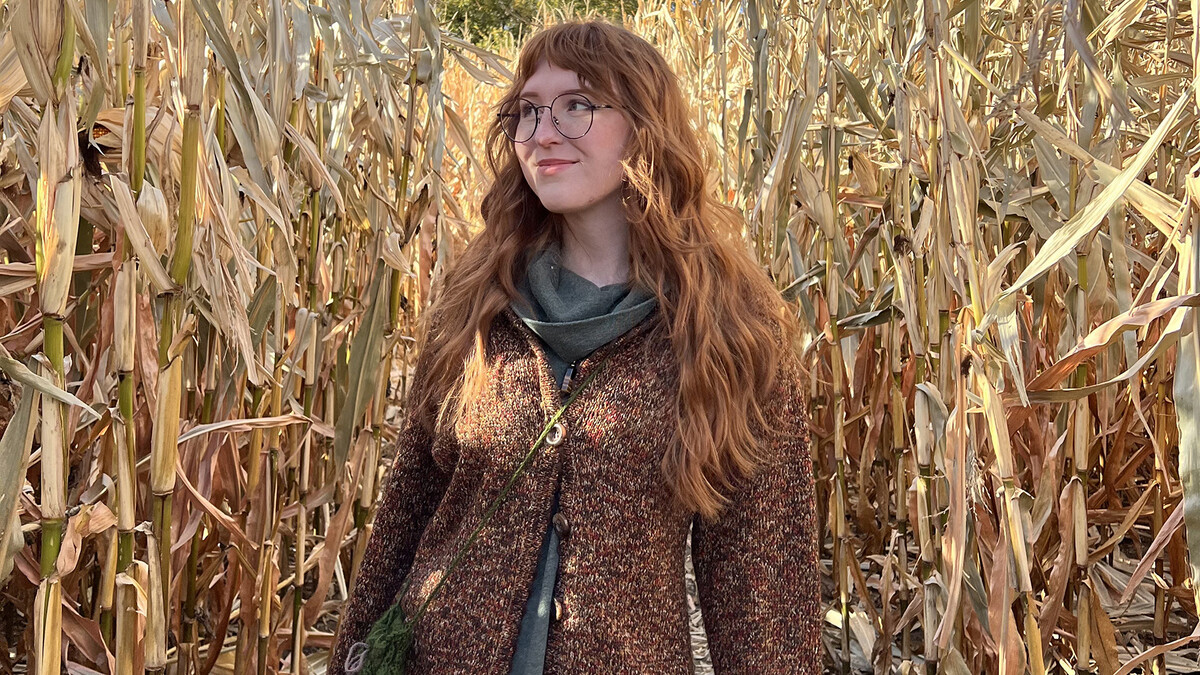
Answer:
[{"xmin": 497, "ymin": 92, "xmax": 616, "ymax": 143}]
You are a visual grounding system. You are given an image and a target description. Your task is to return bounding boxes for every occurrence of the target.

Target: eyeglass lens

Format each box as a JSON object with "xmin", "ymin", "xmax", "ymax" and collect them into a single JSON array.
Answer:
[{"xmin": 500, "ymin": 94, "xmax": 595, "ymax": 142}]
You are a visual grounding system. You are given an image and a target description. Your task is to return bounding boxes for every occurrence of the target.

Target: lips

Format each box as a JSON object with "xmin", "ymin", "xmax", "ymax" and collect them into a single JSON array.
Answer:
[{"xmin": 536, "ymin": 160, "xmax": 576, "ymax": 176}]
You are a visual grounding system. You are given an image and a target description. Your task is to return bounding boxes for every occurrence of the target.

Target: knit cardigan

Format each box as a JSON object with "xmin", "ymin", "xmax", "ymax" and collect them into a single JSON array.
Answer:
[
  {"xmin": 327, "ymin": 305, "xmax": 823, "ymax": 674},
  {"xmin": 508, "ymin": 245, "xmax": 658, "ymax": 673}
]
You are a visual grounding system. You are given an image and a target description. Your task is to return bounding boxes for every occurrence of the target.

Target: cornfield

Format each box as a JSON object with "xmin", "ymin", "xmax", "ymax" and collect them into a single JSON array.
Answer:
[{"xmin": 0, "ymin": 0, "xmax": 1197, "ymax": 673}]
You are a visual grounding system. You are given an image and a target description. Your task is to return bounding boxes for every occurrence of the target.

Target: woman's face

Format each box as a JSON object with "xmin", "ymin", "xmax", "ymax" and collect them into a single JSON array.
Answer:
[{"xmin": 511, "ymin": 61, "xmax": 631, "ymax": 218}]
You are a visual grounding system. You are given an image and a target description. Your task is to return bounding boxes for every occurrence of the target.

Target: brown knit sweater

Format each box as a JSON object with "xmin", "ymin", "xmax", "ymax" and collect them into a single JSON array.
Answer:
[{"xmin": 327, "ymin": 306, "xmax": 823, "ymax": 674}]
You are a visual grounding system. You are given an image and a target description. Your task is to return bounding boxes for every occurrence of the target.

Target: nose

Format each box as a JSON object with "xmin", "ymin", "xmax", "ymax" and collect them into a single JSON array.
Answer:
[{"xmin": 531, "ymin": 109, "xmax": 561, "ymax": 147}]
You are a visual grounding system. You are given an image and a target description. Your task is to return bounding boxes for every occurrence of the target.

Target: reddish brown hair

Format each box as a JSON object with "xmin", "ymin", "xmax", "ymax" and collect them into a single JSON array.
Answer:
[{"xmin": 411, "ymin": 19, "xmax": 801, "ymax": 522}]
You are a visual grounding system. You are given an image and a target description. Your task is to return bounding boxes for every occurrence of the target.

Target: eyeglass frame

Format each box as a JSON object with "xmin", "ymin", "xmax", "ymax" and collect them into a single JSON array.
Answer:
[{"xmin": 496, "ymin": 92, "xmax": 617, "ymax": 143}]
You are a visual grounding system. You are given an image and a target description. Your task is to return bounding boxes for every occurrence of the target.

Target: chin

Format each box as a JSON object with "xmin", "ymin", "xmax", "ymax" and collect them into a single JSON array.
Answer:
[{"xmin": 535, "ymin": 193, "xmax": 588, "ymax": 214}]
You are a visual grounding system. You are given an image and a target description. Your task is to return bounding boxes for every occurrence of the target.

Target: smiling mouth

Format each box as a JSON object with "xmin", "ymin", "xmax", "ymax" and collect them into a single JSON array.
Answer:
[{"xmin": 537, "ymin": 162, "xmax": 576, "ymax": 174}]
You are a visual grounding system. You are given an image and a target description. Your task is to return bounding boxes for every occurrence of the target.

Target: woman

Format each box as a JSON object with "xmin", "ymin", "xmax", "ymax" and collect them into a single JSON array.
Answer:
[{"xmin": 329, "ymin": 20, "xmax": 823, "ymax": 675}]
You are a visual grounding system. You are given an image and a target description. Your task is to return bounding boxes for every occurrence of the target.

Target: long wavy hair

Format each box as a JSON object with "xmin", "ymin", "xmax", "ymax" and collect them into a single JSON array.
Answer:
[{"xmin": 409, "ymin": 19, "xmax": 801, "ymax": 522}]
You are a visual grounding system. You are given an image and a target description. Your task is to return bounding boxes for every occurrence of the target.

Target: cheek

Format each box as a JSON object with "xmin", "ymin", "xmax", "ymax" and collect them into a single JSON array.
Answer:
[
  {"xmin": 590, "ymin": 130, "xmax": 630, "ymax": 178},
  {"xmin": 591, "ymin": 150, "xmax": 627, "ymax": 183},
  {"xmin": 515, "ymin": 156, "xmax": 535, "ymax": 186}
]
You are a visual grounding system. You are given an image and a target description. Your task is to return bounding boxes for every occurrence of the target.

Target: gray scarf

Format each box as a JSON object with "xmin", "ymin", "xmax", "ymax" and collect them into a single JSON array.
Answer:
[{"xmin": 511, "ymin": 241, "xmax": 657, "ymax": 386}]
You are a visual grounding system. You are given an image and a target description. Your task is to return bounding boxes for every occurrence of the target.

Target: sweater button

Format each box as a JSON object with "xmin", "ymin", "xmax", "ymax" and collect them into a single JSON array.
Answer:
[
  {"xmin": 552, "ymin": 512, "xmax": 570, "ymax": 538},
  {"xmin": 553, "ymin": 597, "xmax": 564, "ymax": 622},
  {"xmin": 545, "ymin": 421, "xmax": 566, "ymax": 446}
]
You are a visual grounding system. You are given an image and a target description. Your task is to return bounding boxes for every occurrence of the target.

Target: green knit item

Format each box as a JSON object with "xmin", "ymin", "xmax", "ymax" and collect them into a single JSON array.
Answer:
[{"xmin": 358, "ymin": 600, "xmax": 415, "ymax": 674}]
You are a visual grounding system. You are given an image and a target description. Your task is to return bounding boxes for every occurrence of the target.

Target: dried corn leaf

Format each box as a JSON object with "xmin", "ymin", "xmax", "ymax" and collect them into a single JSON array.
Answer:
[
  {"xmin": 983, "ymin": 85, "xmax": 1194, "ymax": 329},
  {"xmin": 0, "ymin": 386, "xmax": 35, "ymax": 586}
]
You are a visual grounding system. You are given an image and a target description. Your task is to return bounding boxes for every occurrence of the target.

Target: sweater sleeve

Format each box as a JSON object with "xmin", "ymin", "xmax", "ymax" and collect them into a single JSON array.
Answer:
[
  {"xmin": 327, "ymin": 343, "xmax": 451, "ymax": 675},
  {"xmin": 690, "ymin": 354, "xmax": 823, "ymax": 673}
]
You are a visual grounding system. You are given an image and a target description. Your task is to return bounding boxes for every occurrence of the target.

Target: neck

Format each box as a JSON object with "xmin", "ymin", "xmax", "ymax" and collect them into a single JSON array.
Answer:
[{"xmin": 559, "ymin": 200, "xmax": 631, "ymax": 288}]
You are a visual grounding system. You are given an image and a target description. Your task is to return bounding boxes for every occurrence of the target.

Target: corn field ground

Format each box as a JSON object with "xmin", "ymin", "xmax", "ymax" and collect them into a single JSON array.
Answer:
[{"xmin": 0, "ymin": 0, "xmax": 1198, "ymax": 673}]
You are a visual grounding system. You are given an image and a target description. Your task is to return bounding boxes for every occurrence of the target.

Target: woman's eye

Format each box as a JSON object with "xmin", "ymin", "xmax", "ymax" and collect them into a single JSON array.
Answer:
[
  {"xmin": 518, "ymin": 103, "xmax": 537, "ymax": 118},
  {"xmin": 564, "ymin": 98, "xmax": 591, "ymax": 112}
]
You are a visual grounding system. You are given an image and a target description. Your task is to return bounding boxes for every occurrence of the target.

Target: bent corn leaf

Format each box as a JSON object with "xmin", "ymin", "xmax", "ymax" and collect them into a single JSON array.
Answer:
[{"xmin": 0, "ymin": 345, "xmax": 100, "ymax": 421}]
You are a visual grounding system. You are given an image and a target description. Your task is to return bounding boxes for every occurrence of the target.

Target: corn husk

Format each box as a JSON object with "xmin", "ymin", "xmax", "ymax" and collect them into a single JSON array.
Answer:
[
  {"xmin": 144, "ymin": 530, "xmax": 166, "ymax": 669},
  {"xmin": 114, "ymin": 261, "xmax": 137, "ymax": 374},
  {"xmin": 149, "ymin": 357, "xmax": 182, "ymax": 496},
  {"xmin": 34, "ymin": 96, "xmax": 80, "ymax": 319},
  {"xmin": 38, "ymin": 371, "xmax": 65, "ymax": 521},
  {"xmin": 98, "ymin": 527, "xmax": 117, "ymax": 617},
  {"xmin": 33, "ymin": 577, "xmax": 62, "ymax": 675},
  {"xmin": 113, "ymin": 413, "xmax": 135, "ymax": 532},
  {"xmin": 114, "ymin": 567, "xmax": 147, "ymax": 675},
  {"xmin": 136, "ymin": 184, "xmax": 169, "ymax": 256},
  {"xmin": 8, "ymin": 0, "xmax": 60, "ymax": 104}
]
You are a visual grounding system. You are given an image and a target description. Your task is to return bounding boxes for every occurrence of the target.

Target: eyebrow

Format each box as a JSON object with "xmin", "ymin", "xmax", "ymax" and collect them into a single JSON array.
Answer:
[{"xmin": 517, "ymin": 86, "xmax": 595, "ymax": 100}]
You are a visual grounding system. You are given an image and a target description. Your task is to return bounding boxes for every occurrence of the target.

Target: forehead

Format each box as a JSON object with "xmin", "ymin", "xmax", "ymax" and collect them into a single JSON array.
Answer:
[{"xmin": 518, "ymin": 61, "xmax": 593, "ymax": 100}]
